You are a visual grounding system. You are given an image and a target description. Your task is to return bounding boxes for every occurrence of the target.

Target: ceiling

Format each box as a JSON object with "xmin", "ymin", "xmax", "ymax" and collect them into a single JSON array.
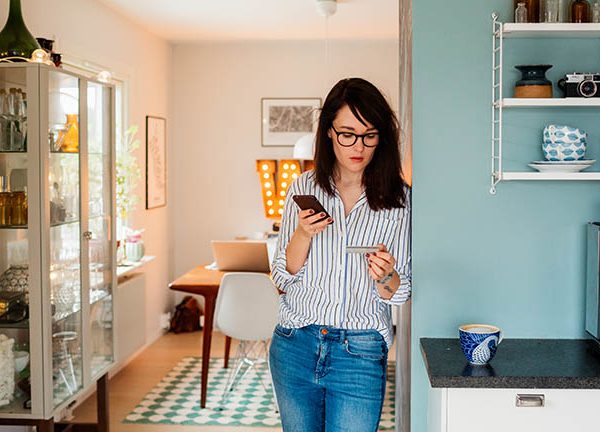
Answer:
[{"xmin": 96, "ymin": 0, "xmax": 399, "ymax": 42}]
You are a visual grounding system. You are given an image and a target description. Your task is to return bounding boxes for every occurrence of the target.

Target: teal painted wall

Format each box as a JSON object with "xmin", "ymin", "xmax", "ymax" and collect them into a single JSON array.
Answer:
[{"xmin": 412, "ymin": 2, "xmax": 600, "ymax": 431}]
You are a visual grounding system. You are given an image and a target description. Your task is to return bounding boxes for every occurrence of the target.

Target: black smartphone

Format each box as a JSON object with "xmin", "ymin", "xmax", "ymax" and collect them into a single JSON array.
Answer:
[{"xmin": 292, "ymin": 195, "xmax": 331, "ymax": 223}]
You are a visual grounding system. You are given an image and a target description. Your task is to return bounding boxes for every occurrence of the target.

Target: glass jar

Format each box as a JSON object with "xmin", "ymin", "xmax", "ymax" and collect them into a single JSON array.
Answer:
[
  {"xmin": 592, "ymin": 0, "xmax": 600, "ymax": 21},
  {"xmin": 515, "ymin": 0, "xmax": 540, "ymax": 22},
  {"xmin": 541, "ymin": 0, "xmax": 560, "ymax": 21},
  {"xmin": 9, "ymin": 191, "xmax": 26, "ymax": 226},
  {"xmin": 0, "ymin": 192, "xmax": 9, "ymax": 226},
  {"xmin": 571, "ymin": 0, "xmax": 590, "ymax": 22},
  {"xmin": 516, "ymin": 2, "xmax": 528, "ymax": 22}
]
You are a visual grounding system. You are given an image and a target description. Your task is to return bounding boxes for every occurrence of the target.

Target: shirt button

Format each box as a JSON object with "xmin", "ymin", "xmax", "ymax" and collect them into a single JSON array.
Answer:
[{"xmin": 321, "ymin": 328, "xmax": 328, "ymax": 335}]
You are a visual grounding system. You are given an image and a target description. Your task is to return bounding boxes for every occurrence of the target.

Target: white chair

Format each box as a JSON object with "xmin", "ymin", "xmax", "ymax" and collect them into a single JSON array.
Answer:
[{"xmin": 214, "ymin": 272, "xmax": 279, "ymax": 410}]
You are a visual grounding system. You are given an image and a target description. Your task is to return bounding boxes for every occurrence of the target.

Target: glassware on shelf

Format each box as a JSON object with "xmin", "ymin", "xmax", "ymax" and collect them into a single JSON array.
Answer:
[
  {"xmin": 516, "ymin": 2, "xmax": 529, "ymax": 22},
  {"xmin": 0, "ymin": 90, "xmax": 7, "ymax": 151},
  {"xmin": 0, "ymin": 190, "xmax": 27, "ymax": 227},
  {"xmin": 592, "ymin": 0, "xmax": 600, "ymax": 21},
  {"xmin": 0, "ymin": 192, "xmax": 9, "ymax": 226},
  {"xmin": 541, "ymin": 0, "xmax": 560, "ymax": 21},
  {"xmin": 0, "ymin": 87, "xmax": 27, "ymax": 152},
  {"xmin": 0, "ymin": 334, "xmax": 15, "ymax": 406},
  {"xmin": 9, "ymin": 191, "xmax": 27, "ymax": 226},
  {"xmin": 58, "ymin": 114, "xmax": 78, "ymax": 153},
  {"xmin": 571, "ymin": 0, "xmax": 591, "ymax": 22},
  {"xmin": 515, "ymin": 0, "xmax": 540, "ymax": 22},
  {"xmin": 49, "ymin": 124, "xmax": 67, "ymax": 152},
  {"xmin": 50, "ymin": 182, "xmax": 66, "ymax": 224},
  {"xmin": 52, "ymin": 331, "xmax": 78, "ymax": 396}
]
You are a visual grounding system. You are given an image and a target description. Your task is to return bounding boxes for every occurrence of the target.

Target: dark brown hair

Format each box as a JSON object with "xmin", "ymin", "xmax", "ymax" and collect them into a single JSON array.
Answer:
[{"xmin": 314, "ymin": 77, "xmax": 408, "ymax": 210}]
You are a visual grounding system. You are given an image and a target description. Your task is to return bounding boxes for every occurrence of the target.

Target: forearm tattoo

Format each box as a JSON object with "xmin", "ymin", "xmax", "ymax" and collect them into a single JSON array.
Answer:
[{"xmin": 384, "ymin": 285, "xmax": 394, "ymax": 294}]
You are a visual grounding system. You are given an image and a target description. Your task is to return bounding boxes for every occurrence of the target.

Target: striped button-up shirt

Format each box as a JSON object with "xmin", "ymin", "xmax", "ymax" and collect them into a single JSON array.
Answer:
[{"xmin": 271, "ymin": 171, "xmax": 411, "ymax": 347}]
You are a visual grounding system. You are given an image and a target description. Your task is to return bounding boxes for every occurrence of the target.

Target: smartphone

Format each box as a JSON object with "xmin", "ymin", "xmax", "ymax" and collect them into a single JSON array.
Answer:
[
  {"xmin": 346, "ymin": 246, "xmax": 380, "ymax": 254},
  {"xmin": 292, "ymin": 195, "xmax": 331, "ymax": 223}
]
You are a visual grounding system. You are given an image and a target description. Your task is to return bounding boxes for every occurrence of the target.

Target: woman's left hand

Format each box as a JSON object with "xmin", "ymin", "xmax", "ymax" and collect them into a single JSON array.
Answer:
[{"xmin": 366, "ymin": 244, "xmax": 396, "ymax": 282}]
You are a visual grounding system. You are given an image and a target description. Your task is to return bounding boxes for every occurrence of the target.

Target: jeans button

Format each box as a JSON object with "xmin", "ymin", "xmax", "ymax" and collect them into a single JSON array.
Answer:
[{"xmin": 321, "ymin": 328, "xmax": 328, "ymax": 335}]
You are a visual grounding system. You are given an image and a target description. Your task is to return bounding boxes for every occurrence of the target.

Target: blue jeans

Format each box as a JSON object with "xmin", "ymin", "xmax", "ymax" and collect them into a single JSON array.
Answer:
[{"xmin": 269, "ymin": 324, "xmax": 388, "ymax": 432}]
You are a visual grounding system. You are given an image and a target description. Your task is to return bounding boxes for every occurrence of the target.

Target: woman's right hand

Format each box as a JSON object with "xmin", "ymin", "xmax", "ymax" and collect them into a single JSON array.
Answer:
[{"xmin": 296, "ymin": 209, "xmax": 333, "ymax": 239}]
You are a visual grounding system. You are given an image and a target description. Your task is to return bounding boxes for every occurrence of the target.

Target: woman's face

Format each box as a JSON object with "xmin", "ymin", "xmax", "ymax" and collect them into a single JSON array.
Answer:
[{"xmin": 327, "ymin": 104, "xmax": 379, "ymax": 177}]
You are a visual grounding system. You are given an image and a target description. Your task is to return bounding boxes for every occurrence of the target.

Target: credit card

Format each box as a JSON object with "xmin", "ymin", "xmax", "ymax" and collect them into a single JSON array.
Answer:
[{"xmin": 346, "ymin": 246, "xmax": 380, "ymax": 254}]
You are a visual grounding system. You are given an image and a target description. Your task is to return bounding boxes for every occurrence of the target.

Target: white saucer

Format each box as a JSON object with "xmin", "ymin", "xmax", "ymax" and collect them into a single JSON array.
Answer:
[
  {"xmin": 528, "ymin": 162, "xmax": 594, "ymax": 173},
  {"xmin": 532, "ymin": 159, "xmax": 595, "ymax": 165}
]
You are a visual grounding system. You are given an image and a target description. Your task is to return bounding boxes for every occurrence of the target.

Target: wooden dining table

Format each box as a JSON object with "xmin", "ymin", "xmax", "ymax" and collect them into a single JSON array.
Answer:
[{"xmin": 169, "ymin": 265, "xmax": 265, "ymax": 408}]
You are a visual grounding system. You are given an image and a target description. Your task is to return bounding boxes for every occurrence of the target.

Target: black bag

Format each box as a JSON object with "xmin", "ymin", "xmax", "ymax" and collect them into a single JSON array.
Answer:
[{"xmin": 169, "ymin": 296, "xmax": 202, "ymax": 333}]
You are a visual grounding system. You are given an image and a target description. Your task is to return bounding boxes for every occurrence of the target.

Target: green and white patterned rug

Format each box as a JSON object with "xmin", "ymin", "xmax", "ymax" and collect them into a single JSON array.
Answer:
[{"xmin": 123, "ymin": 357, "xmax": 396, "ymax": 428}]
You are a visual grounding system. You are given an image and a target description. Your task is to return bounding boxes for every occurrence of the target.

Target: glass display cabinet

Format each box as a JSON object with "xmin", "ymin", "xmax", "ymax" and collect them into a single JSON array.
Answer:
[{"xmin": 0, "ymin": 63, "xmax": 115, "ymax": 422}]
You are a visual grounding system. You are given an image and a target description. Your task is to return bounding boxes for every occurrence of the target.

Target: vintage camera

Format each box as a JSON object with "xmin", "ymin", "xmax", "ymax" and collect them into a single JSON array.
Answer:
[{"xmin": 558, "ymin": 73, "xmax": 600, "ymax": 98}]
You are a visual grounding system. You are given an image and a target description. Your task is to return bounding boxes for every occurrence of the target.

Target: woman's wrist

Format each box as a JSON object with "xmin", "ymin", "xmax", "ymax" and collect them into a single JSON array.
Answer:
[
  {"xmin": 293, "ymin": 227, "xmax": 312, "ymax": 242},
  {"xmin": 376, "ymin": 270, "xmax": 395, "ymax": 285}
]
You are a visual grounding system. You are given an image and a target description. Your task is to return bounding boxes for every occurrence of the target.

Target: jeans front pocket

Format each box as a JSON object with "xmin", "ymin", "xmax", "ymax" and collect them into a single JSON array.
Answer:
[
  {"xmin": 273, "ymin": 324, "xmax": 296, "ymax": 338},
  {"xmin": 344, "ymin": 335, "xmax": 388, "ymax": 361}
]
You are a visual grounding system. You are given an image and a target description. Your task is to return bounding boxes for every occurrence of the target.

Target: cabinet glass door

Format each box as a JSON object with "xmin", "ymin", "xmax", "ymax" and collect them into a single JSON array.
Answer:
[
  {"xmin": 48, "ymin": 71, "xmax": 83, "ymax": 406},
  {"xmin": 87, "ymin": 81, "xmax": 113, "ymax": 377},
  {"xmin": 0, "ymin": 67, "xmax": 31, "ymax": 414}
]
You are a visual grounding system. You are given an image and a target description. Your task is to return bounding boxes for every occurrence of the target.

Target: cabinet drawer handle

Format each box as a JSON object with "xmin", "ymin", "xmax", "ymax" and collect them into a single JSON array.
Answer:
[{"xmin": 516, "ymin": 394, "xmax": 545, "ymax": 407}]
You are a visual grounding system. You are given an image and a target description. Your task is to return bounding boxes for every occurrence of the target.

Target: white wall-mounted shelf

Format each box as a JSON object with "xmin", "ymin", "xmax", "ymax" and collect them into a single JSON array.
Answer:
[
  {"xmin": 501, "ymin": 98, "xmax": 600, "ymax": 107},
  {"xmin": 117, "ymin": 255, "xmax": 156, "ymax": 279},
  {"xmin": 503, "ymin": 23, "xmax": 600, "ymax": 38},
  {"xmin": 501, "ymin": 172, "xmax": 600, "ymax": 181},
  {"xmin": 490, "ymin": 13, "xmax": 600, "ymax": 194}
]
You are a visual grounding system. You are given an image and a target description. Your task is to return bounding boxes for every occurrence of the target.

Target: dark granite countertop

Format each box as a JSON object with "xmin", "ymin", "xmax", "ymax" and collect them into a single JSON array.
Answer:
[{"xmin": 421, "ymin": 338, "xmax": 600, "ymax": 389}]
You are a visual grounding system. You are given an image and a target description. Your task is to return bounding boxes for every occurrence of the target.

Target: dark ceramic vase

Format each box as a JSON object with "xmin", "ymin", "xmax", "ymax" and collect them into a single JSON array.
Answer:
[
  {"xmin": 515, "ymin": 65, "xmax": 553, "ymax": 86},
  {"xmin": 0, "ymin": 0, "xmax": 41, "ymax": 60}
]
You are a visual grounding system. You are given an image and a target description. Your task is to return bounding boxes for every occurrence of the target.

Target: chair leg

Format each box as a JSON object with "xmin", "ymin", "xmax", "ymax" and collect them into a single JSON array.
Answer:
[
  {"xmin": 218, "ymin": 340, "xmax": 250, "ymax": 409},
  {"xmin": 218, "ymin": 339, "xmax": 278, "ymax": 413},
  {"xmin": 223, "ymin": 341, "xmax": 246, "ymax": 388}
]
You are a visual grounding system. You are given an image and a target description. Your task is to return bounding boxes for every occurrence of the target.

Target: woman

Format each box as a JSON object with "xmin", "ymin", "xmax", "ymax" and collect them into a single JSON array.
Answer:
[{"xmin": 269, "ymin": 77, "xmax": 411, "ymax": 432}]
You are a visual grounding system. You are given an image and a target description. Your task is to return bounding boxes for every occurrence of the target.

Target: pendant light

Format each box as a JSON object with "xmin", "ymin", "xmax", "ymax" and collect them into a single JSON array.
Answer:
[{"xmin": 292, "ymin": 0, "xmax": 338, "ymax": 162}]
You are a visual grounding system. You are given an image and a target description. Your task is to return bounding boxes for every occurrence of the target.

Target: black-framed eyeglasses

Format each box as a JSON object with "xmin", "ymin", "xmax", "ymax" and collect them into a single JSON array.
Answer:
[{"xmin": 330, "ymin": 126, "xmax": 379, "ymax": 148}]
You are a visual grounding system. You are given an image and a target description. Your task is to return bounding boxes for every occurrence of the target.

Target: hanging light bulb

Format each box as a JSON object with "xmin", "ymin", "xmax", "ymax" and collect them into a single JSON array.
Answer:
[
  {"xmin": 316, "ymin": 0, "xmax": 337, "ymax": 17},
  {"xmin": 96, "ymin": 70, "xmax": 112, "ymax": 83}
]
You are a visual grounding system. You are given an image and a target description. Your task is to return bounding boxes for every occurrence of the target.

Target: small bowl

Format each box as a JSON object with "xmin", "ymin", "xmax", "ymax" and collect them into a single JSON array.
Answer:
[
  {"xmin": 14, "ymin": 350, "xmax": 29, "ymax": 373},
  {"xmin": 543, "ymin": 124, "xmax": 587, "ymax": 145},
  {"xmin": 542, "ymin": 141, "xmax": 586, "ymax": 161}
]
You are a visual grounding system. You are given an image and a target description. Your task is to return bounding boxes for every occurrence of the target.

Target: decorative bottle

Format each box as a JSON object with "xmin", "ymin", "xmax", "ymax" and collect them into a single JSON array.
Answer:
[
  {"xmin": 571, "ymin": 0, "xmax": 591, "ymax": 22},
  {"xmin": 59, "ymin": 114, "xmax": 79, "ymax": 153},
  {"xmin": 515, "ymin": 0, "xmax": 540, "ymax": 22},
  {"xmin": 592, "ymin": 0, "xmax": 600, "ymax": 21},
  {"xmin": 516, "ymin": 3, "xmax": 529, "ymax": 22},
  {"xmin": 0, "ymin": 0, "xmax": 41, "ymax": 60}
]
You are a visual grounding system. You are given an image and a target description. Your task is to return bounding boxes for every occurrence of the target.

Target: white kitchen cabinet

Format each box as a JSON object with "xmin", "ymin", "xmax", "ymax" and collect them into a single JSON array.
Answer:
[{"xmin": 428, "ymin": 386, "xmax": 600, "ymax": 432}]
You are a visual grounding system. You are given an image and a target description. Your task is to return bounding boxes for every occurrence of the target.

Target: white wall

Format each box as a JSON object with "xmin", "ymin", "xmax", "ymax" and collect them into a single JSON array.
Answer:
[
  {"xmin": 171, "ymin": 40, "xmax": 399, "ymax": 277},
  {"xmin": 0, "ymin": 0, "xmax": 173, "ymax": 343}
]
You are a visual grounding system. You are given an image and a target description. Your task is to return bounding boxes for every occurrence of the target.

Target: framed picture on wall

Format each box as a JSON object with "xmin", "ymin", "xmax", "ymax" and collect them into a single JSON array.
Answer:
[
  {"xmin": 145, "ymin": 115, "xmax": 167, "ymax": 209},
  {"xmin": 261, "ymin": 98, "xmax": 321, "ymax": 147}
]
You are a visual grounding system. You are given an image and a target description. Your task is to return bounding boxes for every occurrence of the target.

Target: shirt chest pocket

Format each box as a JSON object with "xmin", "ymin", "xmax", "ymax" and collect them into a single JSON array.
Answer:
[{"xmin": 349, "ymin": 215, "xmax": 398, "ymax": 249}]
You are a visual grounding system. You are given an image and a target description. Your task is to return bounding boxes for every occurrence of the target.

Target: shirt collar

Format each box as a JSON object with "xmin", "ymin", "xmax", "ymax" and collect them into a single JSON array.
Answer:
[{"xmin": 330, "ymin": 178, "xmax": 368, "ymax": 214}]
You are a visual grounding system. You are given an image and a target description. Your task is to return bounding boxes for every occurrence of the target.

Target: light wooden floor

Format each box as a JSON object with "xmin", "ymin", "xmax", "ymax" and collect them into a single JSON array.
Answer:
[{"xmin": 73, "ymin": 329, "xmax": 396, "ymax": 432}]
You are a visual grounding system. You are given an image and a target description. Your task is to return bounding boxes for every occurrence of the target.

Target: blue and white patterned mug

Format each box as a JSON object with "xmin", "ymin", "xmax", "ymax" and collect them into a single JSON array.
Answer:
[{"xmin": 458, "ymin": 324, "xmax": 503, "ymax": 366}]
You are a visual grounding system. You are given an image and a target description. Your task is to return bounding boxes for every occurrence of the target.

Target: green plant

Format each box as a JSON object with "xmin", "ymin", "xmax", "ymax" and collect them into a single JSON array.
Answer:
[{"xmin": 116, "ymin": 125, "xmax": 142, "ymax": 222}]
